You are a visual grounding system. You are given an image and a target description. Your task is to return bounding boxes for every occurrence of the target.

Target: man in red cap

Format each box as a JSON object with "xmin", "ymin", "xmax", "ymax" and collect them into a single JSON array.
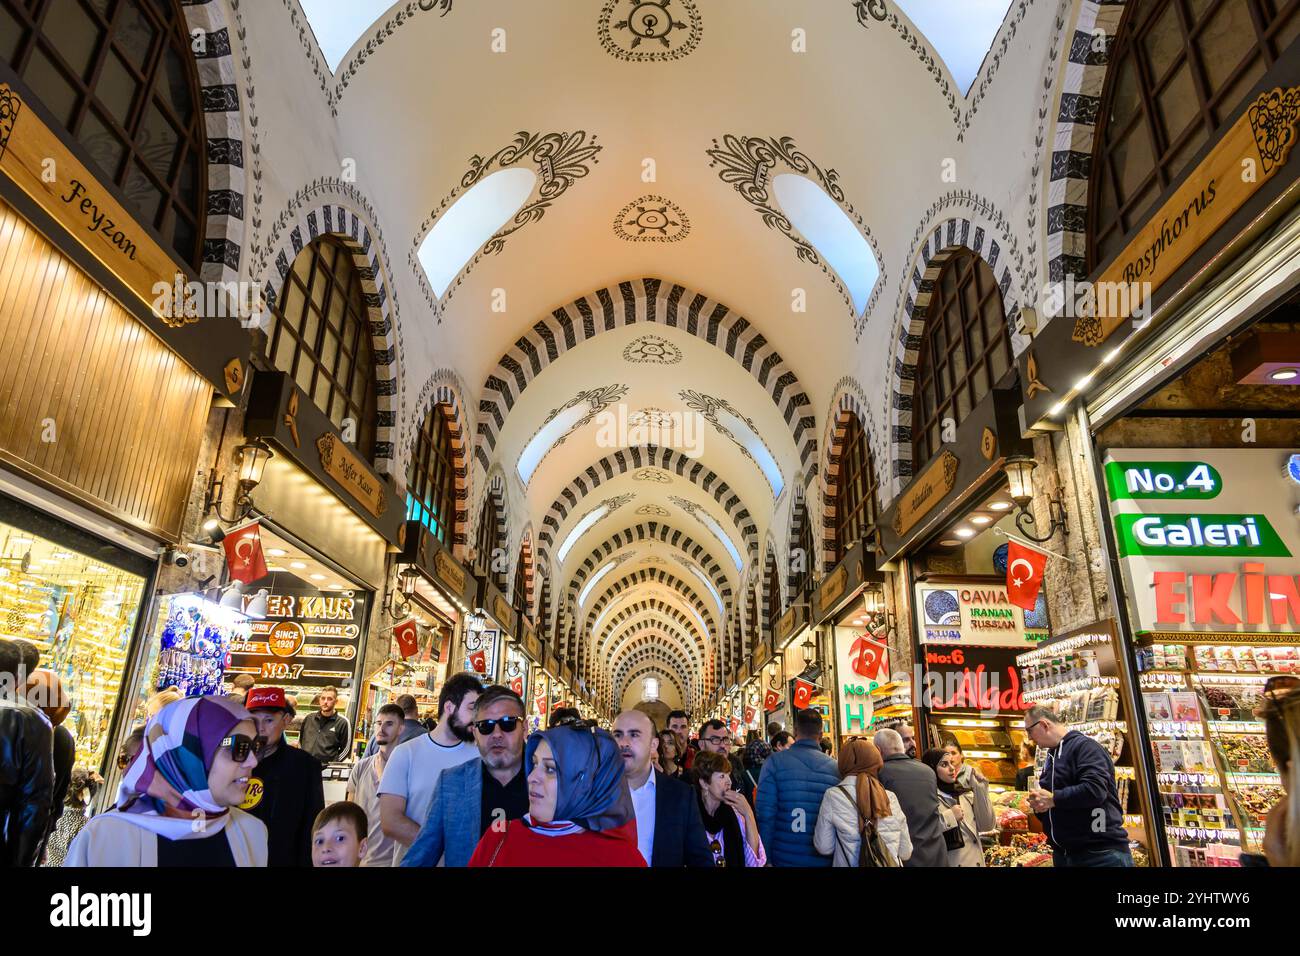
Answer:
[{"xmin": 243, "ymin": 687, "xmax": 325, "ymax": 867}]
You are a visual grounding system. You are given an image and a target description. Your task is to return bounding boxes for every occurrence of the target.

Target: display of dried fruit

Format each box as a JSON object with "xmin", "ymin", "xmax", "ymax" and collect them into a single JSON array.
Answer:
[
  {"xmin": 1215, "ymin": 735, "xmax": 1273, "ymax": 774},
  {"xmin": 1230, "ymin": 784, "xmax": 1285, "ymax": 826},
  {"xmin": 985, "ymin": 845, "xmax": 1021, "ymax": 867},
  {"xmin": 1012, "ymin": 832, "xmax": 1047, "ymax": 850}
]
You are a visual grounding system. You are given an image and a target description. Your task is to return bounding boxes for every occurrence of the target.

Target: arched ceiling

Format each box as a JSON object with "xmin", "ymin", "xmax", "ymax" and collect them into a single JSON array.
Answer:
[{"xmin": 285, "ymin": 0, "xmax": 1025, "ymax": 713}]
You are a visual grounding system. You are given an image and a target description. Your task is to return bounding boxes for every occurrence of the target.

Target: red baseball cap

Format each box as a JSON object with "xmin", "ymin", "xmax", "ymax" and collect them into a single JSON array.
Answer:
[{"xmin": 245, "ymin": 686, "xmax": 294, "ymax": 713}]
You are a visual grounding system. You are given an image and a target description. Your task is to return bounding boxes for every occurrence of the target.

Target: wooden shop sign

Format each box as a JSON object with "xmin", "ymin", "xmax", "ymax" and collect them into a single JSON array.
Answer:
[
  {"xmin": 893, "ymin": 450, "xmax": 959, "ymax": 536},
  {"xmin": 434, "ymin": 549, "xmax": 467, "ymax": 596},
  {"xmin": 1073, "ymin": 85, "xmax": 1300, "ymax": 347},
  {"xmin": 521, "ymin": 620, "xmax": 543, "ymax": 662},
  {"xmin": 317, "ymin": 433, "xmax": 387, "ymax": 519}
]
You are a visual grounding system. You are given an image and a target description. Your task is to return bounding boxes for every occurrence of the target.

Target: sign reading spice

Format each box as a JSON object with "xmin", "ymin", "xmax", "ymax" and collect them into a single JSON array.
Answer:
[
  {"xmin": 893, "ymin": 450, "xmax": 959, "ymax": 536},
  {"xmin": 316, "ymin": 433, "xmax": 388, "ymax": 519},
  {"xmin": 1073, "ymin": 85, "xmax": 1300, "ymax": 346},
  {"xmin": 227, "ymin": 588, "xmax": 367, "ymax": 688}
]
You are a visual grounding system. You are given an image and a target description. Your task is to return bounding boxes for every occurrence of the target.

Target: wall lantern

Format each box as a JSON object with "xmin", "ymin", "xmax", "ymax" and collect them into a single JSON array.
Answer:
[
  {"xmin": 1001, "ymin": 455, "xmax": 1068, "ymax": 543},
  {"xmin": 203, "ymin": 440, "xmax": 275, "ymax": 532}
]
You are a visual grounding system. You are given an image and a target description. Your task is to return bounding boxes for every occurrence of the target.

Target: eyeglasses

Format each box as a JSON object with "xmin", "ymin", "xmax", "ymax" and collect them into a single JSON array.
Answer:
[
  {"xmin": 474, "ymin": 716, "xmax": 523, "ymax": 735},
  {"xmin": 1024, "ymin": 719, "xmax": 1045, "ymax": 735},
  {"xmin": 702, "ymin": 735, "xmax": 732, "ymax": 746},
  {"xmin": 220, "ymin": 734, "xmax": 266, "ymax": 762}
]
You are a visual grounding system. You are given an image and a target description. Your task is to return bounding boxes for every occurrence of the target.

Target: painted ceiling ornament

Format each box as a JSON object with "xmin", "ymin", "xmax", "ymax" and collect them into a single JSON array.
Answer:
[
  {"xmin": 613, "ymin": 195, "xmax": 691, "ymax": 242},
  {"xmin": 521, "ymin": 383, "xmax": 630, "ymax": 481},
  {"xmin": 633, "ymin": 468, "xmax": 671, "ymax": 483},
  {"xmin": 408, "ymin": 129, "xmax": 602, "ymax": 315},
  {"xmin": 599, "ymin": 0, "xmax": 702, "ymax": 62},
  {"xmin": 705, "ymin": 133, "xmax": 884, "ymax": 336},
  {"xmin": 637, "ymin": 504, "xmax": 671, "ymax": 517},
  {"xmin": 623, "ymin": 334, "xmax": 683, "ymax": 365},
  {"xmin": 678, "ymin": 388, "xmax": 783, "ymax": 486},
  {"xmin": 853, "ymin": 0, "xmax": 889, "ymax": 27},
  {"xmin": 628, "ymin": 408, "xmax": 675, "ymax": 429},
  {"xmin": 1025, "ymin": 351, "xmax": 1052, "ymax": 399}
]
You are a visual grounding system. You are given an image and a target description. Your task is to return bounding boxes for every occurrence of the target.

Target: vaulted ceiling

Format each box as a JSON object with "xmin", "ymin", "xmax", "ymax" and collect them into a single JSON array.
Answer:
[{"xmin": 275, "ymin": 0, "xmax": 1035, "ymax": 712}]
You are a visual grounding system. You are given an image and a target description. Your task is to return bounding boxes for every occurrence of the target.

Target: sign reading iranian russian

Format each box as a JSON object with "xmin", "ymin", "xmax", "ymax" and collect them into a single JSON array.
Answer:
[
  {"xmin": 915, "ymin": 577, "xmax": 1049, "ymax": 648},
  {"xmin": 1106, "ymin": 448, "xmax": 1300, "ymax": 637},
  {"xmin": 227, "ymin": 587, "xmax": 367, "ymax": 688}
]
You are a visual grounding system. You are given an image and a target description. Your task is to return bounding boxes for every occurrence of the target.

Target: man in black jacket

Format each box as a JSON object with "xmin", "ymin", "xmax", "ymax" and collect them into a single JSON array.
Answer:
[
  {"xmin": 614, "ymin": 710, "xmax": 711, "ymax": 867},
  {"xmin": 0, "ymin": 639, "xmax": 53, "ymax": 867},
  {"xmin": 1025, "ymin": 705, "xmax": 1132, "ymax": 866},
  {"xmin": 298, "ymin": 685, "xmax": 351, "ymax": 763},
  {"xmin": 244, "ymin": 687, "xmax": 325, "ymax": 867},
  {"xmin": 875, "ymin": 727, "xmax": 948, "ymax": 867}
]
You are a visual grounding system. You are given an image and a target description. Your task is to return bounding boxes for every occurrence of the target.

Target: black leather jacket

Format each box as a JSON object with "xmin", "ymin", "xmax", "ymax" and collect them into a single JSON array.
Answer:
[{"xmin": 0, "ymin": 695, "xmax": 54, "ymax": 867}]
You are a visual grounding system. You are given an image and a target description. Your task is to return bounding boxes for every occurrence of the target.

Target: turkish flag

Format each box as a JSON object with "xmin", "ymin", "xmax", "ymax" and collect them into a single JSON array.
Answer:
[
  {"xmin": 792, "ymin": 678, "xmax": 815, "ymax": 709},
  {"xmin": 393, "ymin": 618, "xmax": 419, "ymax": 659},
  {"xmin": 728, "ymin": 718, "xmax": 740, "ymax": 734},
  {"xmin": 223, "ymin": 521, "xmax": 268, "ymax": 584},
  {"xmin": 510, "ymin": 676, "xmax": 524, "ymax": 697},
  {"xmin": 469, "ymin": 648, "xmax": 487, "ymax": 673},
  {"xmin": 1006, "ymin": 539, "xmax": 1049, "ymax": 611},
  {"xmin": 744, "ymin": 706, "xmax": 756, "ymax": 724},
  {"xmin": 763, "ymin": 689, "xmax": 781, "ymax": 712},
  {"xmin": 850, "ymin": 634, "xmax": 889, "ymax": 683}
]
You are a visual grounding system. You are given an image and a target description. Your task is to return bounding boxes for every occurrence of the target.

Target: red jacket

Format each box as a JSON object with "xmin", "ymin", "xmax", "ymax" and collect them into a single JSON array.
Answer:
[{"xmin": 468, "ymin": 818, "xmax": 646, "ymax": 867}]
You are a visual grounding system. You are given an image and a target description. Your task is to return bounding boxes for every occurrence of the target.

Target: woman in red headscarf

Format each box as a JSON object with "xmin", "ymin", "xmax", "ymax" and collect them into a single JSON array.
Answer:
[{"xmin": 469, "ymin": 724, "xmax": 645, "ymax": 867}]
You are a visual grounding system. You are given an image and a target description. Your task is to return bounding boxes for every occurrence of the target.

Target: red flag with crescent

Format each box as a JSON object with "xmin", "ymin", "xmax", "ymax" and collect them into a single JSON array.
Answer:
[
  {"xmin": 469, "ymin": 648, "xmax": 487, "ymax": 673},
  {"xmin": 1006, "ymin": 539, "xmax": 1049, "ymax": 611},
  {"xmin": 793, "ymin": 678, "xmax": 815, "ymax": 710},
  {"xmin": 744, "ymin": 706, "xmax": 756, "ymax": 724},
  {"xmin": 223, "ymin": 521, "xmax": 267, "ymax": 584},
  {"xmin": 763, "ymin": 689, "xmax": 781, "ymax": 712},
  {"xmin": 728, "ymin": 717, "xmax": 740, "ymax": 734},
  {"xmin": 850, "ymin": 634, "xmax": 889, "ymax": 683},
  {"xmin": 393, "ymin": 618, "xmax": 419, "ymax": 659}
]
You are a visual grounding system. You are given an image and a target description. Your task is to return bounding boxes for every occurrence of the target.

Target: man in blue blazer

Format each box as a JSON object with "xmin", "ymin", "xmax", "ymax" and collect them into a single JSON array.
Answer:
[
  {"xmin": 613, "ymin": 710, "xmax": 712, "ymax": 867},
  {"xmin": 402, "ymin": 686, "xmax": 529, "ymax": 867}
]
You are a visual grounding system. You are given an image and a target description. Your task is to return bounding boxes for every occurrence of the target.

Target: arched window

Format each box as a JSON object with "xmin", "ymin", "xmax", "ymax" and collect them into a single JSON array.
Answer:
[
  {"xmin": 265, "ymin": 236, "xmax": 377, "ymax": 457},
  {"xmin": 764, "ymin": 556, "xmax": 782, "ymax": 642},
  {"xmin": 834, "ymin": 414, "xmax": 879, "ymax": 563},
  {"xmin": 406, "ymin": 402, "xmax": 456, "ymax": 546},
  {"xmin": 746, "ymin": 585, "xmax": 758, "ymax": 658},
  {"xmin": 791, "ymin": 507, "xmax": 814, "ymax": 597},
  {"xmin": 912, "ymin": 250, "xmax": 1012, "ymax": 469},
  {"xmin": 512, "ymin": 542, "xmax": 531, "ymax": 621},
  {"xmin": 2, "ymin": 0, "xmax": 208, "ymax": 267},
  {"xmin": 475, "ymin": 492, "xmax": 504, "ymax": 589},
  {"xmin": 1089, "ymin": 0, "xmax": 1300, "ymax": 268}
]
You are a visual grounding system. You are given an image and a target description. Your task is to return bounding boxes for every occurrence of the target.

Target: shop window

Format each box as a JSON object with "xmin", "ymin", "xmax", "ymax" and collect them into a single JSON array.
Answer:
[
  {"xmin": 1089, "ymin": 0, "xmax": 1300, "ymax": 269},
  {"xmin": 834, "ymin": 414, "xmax": 879, "ymax": 563},
  {"xmin": 264, "ymin": 236, "xmax": 378, "ymax": 458},
  {"xmin": 1, "ymin": 0, "xmax": 208, "ymax": 267},
  {"xmin": 912, "ymin": 249, "xmax": 1012, "ymax": 469},
  {"xmin": 406, "ymin": 402, "xmax": 457, "ymax": 547}
]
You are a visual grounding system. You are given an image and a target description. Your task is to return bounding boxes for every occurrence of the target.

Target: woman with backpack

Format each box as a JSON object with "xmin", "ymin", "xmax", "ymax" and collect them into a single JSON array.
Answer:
[{"xmin": 814, "ymin": 737, "xmax": 911, "ymax": 866}]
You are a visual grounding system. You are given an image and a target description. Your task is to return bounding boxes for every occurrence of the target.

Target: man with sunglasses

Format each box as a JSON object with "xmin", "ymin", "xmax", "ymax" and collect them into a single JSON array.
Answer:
[
  {"xmin": 402, "ymin": 684, "xmax": 529, "ymax": 867},
  {"xmin": 1023, "ymin": 704, "xmax": 1132, "ymax": 867},
  {"xmin": 243, "ymin": 686, "xmax": 325, "ymax": 867}
]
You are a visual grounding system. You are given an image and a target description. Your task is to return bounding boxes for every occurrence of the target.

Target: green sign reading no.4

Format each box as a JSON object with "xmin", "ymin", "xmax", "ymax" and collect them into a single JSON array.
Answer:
[{"xmin": 1105, "ymin": 460, "xmax": 1223, "ymax": 501}]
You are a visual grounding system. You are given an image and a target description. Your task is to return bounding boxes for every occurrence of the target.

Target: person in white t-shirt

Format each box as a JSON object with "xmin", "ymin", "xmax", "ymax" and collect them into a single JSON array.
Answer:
[
  {"xmin": 346, "ymin": 702, "xmax": 405, "ymax": 866},
  {"xmin": 379, "ymin": 672, "xmax": 482, "ymax": 862}
]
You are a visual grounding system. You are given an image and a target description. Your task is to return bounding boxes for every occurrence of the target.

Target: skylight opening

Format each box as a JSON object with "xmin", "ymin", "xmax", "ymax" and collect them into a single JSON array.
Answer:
[
  {"xmin": 687, "ymin": 564, "xmax": 724, "ymax": 618},
  {"xmin": 579, "ymin": 560, "xmax": 617, "ymax": 609},
  {"xmin": 418, "ymin": 168, "xmax": 537, "ymax": 299},
  {"xmin": 517, "ymin": 398, "xmax": 587, "ymax": 487},
  {"xmin": 772, "ymin": 174, "xmax": 880, "ymax": 318},
  {"xmin": 716, "ymin": 406, "xmax": 784, "ymax": 498},
  {"xmin": 685, "ymin": 604, "xmax": 710, "ymax": 642},
  {"xmin": 557, "ymin": 505, "xmax": 610, "ymax": 565},
  {"xmin": 896, "ymin": 0, "xmax": 1014, "ymax": 95},
  {"xmin": 694, "ymin": 508, "xmax": 743, "ymax": 571},
  {"xmin": 298, "ymin": 0, "xmax": 392, "ymax": 73}
]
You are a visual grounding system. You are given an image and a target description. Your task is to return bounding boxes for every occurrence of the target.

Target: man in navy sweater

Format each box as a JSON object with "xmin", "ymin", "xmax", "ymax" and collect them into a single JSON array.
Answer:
[{"xmin": 1024, "ymin": 704, "xmax": 1132, "ymax": 866}]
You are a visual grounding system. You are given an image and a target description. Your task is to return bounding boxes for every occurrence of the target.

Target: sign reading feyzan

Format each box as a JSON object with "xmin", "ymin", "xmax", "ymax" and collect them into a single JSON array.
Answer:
[
  {"xmin": 1106, "ymin": 448, "xmax": 1300, "ymax": 637},
  {"xmin": 226, "ymin": 587, "xmax": 367, "ymax": 688},
  {"xmin": 915, "ymin": 577, "xmax": 1049, "ymax": 648}
]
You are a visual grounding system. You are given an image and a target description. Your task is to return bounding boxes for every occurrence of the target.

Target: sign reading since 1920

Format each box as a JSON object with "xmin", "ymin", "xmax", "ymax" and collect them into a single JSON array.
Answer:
[{"xmin": 227, "ymin": 588, "xmax": 367, "ymax": 688}]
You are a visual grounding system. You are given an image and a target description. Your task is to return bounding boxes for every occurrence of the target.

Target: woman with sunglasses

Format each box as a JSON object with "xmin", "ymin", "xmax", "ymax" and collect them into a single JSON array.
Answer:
[
  {"xmin": 65, "ymin": 697, "xmax": 267, "ymax": 867},
  {"xmin": 1257, "ymin": 675, "xmax": 1300, "ymax": 867},
  {"xmin": 468, "ymin": 723, "xmax": 645, "ymax": 866},
  {"xmin": 694, "ymin": 750, "xmax": 766, "ymax": 867}
]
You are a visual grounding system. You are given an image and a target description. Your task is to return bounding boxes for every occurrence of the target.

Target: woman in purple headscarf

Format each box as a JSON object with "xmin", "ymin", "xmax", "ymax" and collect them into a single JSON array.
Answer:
[
  {"xmin": 469, "ymin": 723, "xmax": 645, "ymax": 866},
  {"xmin": 65, "ymin": 696, "xmax": 268, "ymax": 866}
]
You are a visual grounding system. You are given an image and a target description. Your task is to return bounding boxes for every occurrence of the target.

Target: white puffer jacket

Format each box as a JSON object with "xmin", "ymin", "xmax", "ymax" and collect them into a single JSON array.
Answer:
[{"xmin": 813, "ymin": 777, "xmax": 912, "ymax": 866}]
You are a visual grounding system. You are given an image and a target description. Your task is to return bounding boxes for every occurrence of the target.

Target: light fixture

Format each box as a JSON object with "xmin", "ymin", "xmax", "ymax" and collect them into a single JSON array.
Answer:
[
  {"xmin": 466, "ymin": 608, "xmax": 488, "ymax": 633},
  {"xmin": 939, "ymin": 538, "xmax": 961, "ymax": 546},
  {"xmin": 1230, "ymin": 329, "xmax": 1300, "ymax": 384},
  {"xmin": 970, "ymin": 515, "xmax": 992, "ymax": 525},
  {"xmin": 1001, "ymin": 455, "xmax": 1068, "ymax": 543},
  {"xmin": 245, "ymin": 587, "xmax": 269, "ymax": 619},
  {"xmin": 219, "ymin": 580, "xmax": 245, "ymax": 609},
  {"xmin": 955, "ymin": 528, "xmax": 975, "ymax": 539},
  {"xmin": 310, "ymin": 573, "xmax": 326, "ymax": 581},
  {"xmin": 988, "ymin": 500, "xmax": 1013, "ymax": 511},
  {"xmin": 801, "ymin": 636, "xmax": 816, "ymax": 664},
  {"xmin": 290, "ymin": 561, "xmax": 307, "ymax": 570},
  {"xmin": 862, "ymin": 584, "xmax": 897, "ymax": 638},
  {"xmin": 1271, "ymin": 368, "xmax": 1299, "ymax": 381},
  {"xmin": 202, "ymin": 439, "xmax": 274, "ymax": 527},
  {"xmin": 267, "ymin": 548, "xmax": 287, "ymax": 557}
]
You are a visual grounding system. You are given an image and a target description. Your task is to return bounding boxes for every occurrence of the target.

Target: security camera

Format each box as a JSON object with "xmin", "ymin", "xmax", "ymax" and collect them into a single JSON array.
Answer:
[{"xmin": 163, "ymin": 547, "xmax": 190, "ymax": 569}]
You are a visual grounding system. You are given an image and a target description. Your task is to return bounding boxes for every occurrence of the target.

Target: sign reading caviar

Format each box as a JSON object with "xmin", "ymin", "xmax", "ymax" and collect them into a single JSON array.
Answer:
[
  {"xmin": 226, "ymin": 587, "xmax": 368, "ymax": 689},
  {"xmin": 914, "ymin": 577, "xmax": 1049, "ymax": 648},
  {"xmin": 1106, "ymin": 448, "xmax": 1300, "ymax": 637}
]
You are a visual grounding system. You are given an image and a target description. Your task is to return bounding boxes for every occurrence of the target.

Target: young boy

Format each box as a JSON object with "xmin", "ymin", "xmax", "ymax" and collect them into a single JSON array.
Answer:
[{"xmin": 310, "ymin": 801, "xmax": 369, "ymax": 867}]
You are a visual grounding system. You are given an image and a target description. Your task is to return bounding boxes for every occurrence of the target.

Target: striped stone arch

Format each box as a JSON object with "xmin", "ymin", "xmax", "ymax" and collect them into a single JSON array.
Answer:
[
  {"xmin": 259, "ymin": 199, "xmax": 402, "ymax": 474},
  {"xmin": 537, "ymin": 446, "xmax": 758, "ymax": 573},
  {"xmin": 820, "ymin": 386, "xmax": 883, "ymax": 570},
  {"xmin": 181, "ymin": 0, "xmax": 246, "ymax": 284},
  {"xmin": 617, "ymin": 664, "xmax": 690, "ymax": 709},
  {"xmin": 761, "ymin": 539, "xmax": 782, "ymax": 633},
  {"xmin": 1045, "ymin": 0, "xmax": 1132, "ymax": 286},
  {"xmin": 583, "ymin": 569, "xmax": 720, "ymax": 639},
  {"xmin": 614, "ymin": 647, "xmax": 696, "ymax": 696},
  {"xmin": 608, "ymin": 630, "xmax": 701, "ymax": 684},
  {"xmin": 788, "ymin": 481, "xmax": 812, "ymax": 579},
  {"xmin": 598, "ymin": 606, "xmax": 708, "ymax": 664},
  {"xmin": 887, "ymin": 222, "xmax": 1028, "ymax": 496},
  {"xmin": 565, "ymin": 524, "xmax": 734, "ymax": 619},
  {"xmin": 405, "ymin": 374, "xmax": 471, "ymax": 552},
  {"xmin": 474, "ymin": 472, "xmax": 508, "ymax": 586},
  {"xmin": 514, "ymin": 528, "xmax": 535, "ymax": 619},
  {"xmin": 473, "ymin": 278, "xmax": 818, "ymax": 477}
]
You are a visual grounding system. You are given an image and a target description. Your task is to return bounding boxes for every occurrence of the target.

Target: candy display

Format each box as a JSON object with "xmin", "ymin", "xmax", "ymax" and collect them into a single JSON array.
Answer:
[
  {"xmin": 1227, "ymin": 782, "xmax": 1284, "ymax": 828},
  {"xmin": 1215, "ymin": 734, "xmax": 1273, "ymax": 774}
]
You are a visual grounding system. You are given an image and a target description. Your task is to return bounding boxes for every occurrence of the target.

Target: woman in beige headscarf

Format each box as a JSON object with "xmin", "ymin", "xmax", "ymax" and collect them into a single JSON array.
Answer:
[{"xmin": 814, "ymin": 737, "xmax": 911, "ymax": 865}]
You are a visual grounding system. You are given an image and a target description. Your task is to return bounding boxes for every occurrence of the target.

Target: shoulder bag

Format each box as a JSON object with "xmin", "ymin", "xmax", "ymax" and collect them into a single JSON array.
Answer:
[{"xmin": 833, "ymin": 787, "xmax": 899, "ymax": 868}]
